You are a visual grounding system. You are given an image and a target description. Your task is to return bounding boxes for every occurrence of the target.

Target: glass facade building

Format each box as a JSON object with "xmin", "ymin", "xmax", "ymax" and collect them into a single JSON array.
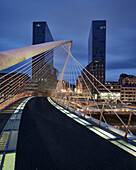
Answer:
[
  {"xmin": 83, "ymin": 20, "xmax": 106, "ymax": 96},
  {"xmin": 88, "ymin": 20, "xmax": 106, "ymax": 84},
  {"xmin": 33, "ymin": 22, "xmax": 53, "ymax": 45},
  {"xmin": 88, "ymin": 20, "xmax": 106, "ymax": 64},
  {"xmin": 32, "ymin": 22, "xmax": 54, "ymax": 78},
  {"xmin": 31, "ymin": 22, "xmax": 58, "ymax": 96}
]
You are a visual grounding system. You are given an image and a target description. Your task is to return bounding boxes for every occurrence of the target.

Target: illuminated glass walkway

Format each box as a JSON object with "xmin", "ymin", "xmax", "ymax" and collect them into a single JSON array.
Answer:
[
  {"xmin": 0, "ymin": 98, "xmax": 33, "ymax": 169},
  {"xmin": 15, "ymin": 97, "xmax": 136, "ymax": 170}
]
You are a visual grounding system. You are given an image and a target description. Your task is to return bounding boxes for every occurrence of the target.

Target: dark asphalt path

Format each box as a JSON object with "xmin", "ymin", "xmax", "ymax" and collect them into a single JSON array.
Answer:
[{"xmin": 15, "ymin": 97, "xmax": 136, "ymax": 170}]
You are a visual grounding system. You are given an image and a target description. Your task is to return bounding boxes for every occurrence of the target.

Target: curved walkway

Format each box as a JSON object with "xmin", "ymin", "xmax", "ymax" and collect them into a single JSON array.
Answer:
[{"xmin": 15, "ymin": 97, "xmax": 136, "ymax": 170}]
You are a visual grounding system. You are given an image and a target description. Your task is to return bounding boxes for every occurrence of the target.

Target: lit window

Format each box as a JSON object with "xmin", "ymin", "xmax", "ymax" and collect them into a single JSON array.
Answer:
[
  {"xmin": 36, "ymin": 24, "xmax": 40, "ymax": 27},
  {"xmin": 111, "ymin": 86, "xmax": 113, "ymax": 89},
  {"xmin": 100, "ymin": 26, "xmax": 106, "ymax": 29}
]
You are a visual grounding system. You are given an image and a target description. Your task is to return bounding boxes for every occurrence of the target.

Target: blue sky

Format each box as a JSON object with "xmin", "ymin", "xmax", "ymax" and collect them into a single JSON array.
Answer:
[{"xmin": 1, "ymin": 0, "xmax": 136, "ymax": 81}]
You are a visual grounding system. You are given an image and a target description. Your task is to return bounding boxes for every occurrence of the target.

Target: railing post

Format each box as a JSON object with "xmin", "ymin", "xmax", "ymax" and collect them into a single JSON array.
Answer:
[
  {"xmin": 98, "ymin": 104, "xmax": 105, "ymax": 126},
  {"xmin": 124, "ymin": 109, "xmax": 133, "ymax": 138},
  {"xmin": 84, "ymin": 100, "xmax": 88, "ymax": 117},
  {"xmin": 74, "ymin": 93, "xmax": 76, "ymax": 112},
  {"xmin": 62, "ymin": 93, "xmax": 65, "ymax": 107}
]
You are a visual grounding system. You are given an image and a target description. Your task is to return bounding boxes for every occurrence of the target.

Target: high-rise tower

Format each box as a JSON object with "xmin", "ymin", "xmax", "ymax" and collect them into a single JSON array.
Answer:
[
  {"xmin": 88, "ymin": 20, "xmax": 106, "ymax": 64},
  {"xmin": 88, "ymin": 20, "xmax": 106, "ymax": 85},
  {"xmin": 33, "ymin": 22, "xmax": 53, "ymax": 45},
  {"xmin": 83, "ymin": 20, "xmax": 106, "ymax": 97},
  {"xmin": 32, "ymin": 22, "xmax": 54, "ymax": 79},
  {"xmin": 30, "ymin": 21, "xmax": 58, "ymax": 96}
]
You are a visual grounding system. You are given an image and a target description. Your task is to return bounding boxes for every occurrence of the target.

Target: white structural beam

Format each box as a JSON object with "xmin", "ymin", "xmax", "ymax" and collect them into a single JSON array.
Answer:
[{"xmin": 0, "ymin": 40, "xmax": 72, "ymax": 71}]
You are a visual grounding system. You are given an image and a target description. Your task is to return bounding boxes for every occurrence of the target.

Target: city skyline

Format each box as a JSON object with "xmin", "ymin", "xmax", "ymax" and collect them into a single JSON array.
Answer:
[{"xmin": 1, "ymin": 0, "xmax": 136, "ymax": 81}]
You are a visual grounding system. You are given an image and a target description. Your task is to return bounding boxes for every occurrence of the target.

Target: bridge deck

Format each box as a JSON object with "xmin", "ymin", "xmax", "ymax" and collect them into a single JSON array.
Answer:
[
  {"xmin": 0, "ymin": 99, "xmax": 25, "ymax": 134},
  {"xmin": 15, "ymin": 97, "xmax": 136, "ymax": 170}
]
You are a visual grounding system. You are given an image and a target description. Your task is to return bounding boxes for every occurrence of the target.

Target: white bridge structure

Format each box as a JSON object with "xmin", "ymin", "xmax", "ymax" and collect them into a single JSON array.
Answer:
[{"xmin": 0, "ymin": 40, "xmax": 135, "ymax": 168}]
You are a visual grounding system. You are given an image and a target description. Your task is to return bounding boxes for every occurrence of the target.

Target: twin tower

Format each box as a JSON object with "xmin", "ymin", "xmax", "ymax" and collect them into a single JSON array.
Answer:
[
  {"xmin": 32, "ymin": 20, "xmax": 106, "ymax": 93},
  {"xmin": 86, "ymin": 20, "xmax": 106, "ymax": 95}
]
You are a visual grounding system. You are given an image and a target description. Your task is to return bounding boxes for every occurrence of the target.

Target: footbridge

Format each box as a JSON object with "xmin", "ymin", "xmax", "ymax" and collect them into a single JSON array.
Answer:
[{"xmin": 0, "ymin": 40, "xmax": 135, "ymax": 169}]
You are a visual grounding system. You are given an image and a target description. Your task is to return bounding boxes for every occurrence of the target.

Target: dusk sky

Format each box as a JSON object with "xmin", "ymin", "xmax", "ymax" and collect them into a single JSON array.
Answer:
[{"xmin": 1, "ymin": 0, "xmax": 136, "ymax": 81}]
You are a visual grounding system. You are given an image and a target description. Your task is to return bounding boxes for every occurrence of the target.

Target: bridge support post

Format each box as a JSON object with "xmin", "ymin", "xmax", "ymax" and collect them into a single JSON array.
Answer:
[
  {"xmin": 68, "ymin": 95, "xmax": 71, "ymax": 110},
  {"xmin": 74, "ymin": 98, "xmax": 78, "ymax": 113},
  {"xmin": 98, "ymin": 104, "xmax": 105, "ymax": 126},
  {"xmin": 124, "ymin": 109, "xmax": 133, "ymax": 138}
]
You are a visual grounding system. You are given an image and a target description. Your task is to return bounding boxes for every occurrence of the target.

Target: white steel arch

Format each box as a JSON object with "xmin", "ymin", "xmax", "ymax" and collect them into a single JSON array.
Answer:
[{"xmin": 0, "ymin": 40, "xmax": 72, "ymax": 71}]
